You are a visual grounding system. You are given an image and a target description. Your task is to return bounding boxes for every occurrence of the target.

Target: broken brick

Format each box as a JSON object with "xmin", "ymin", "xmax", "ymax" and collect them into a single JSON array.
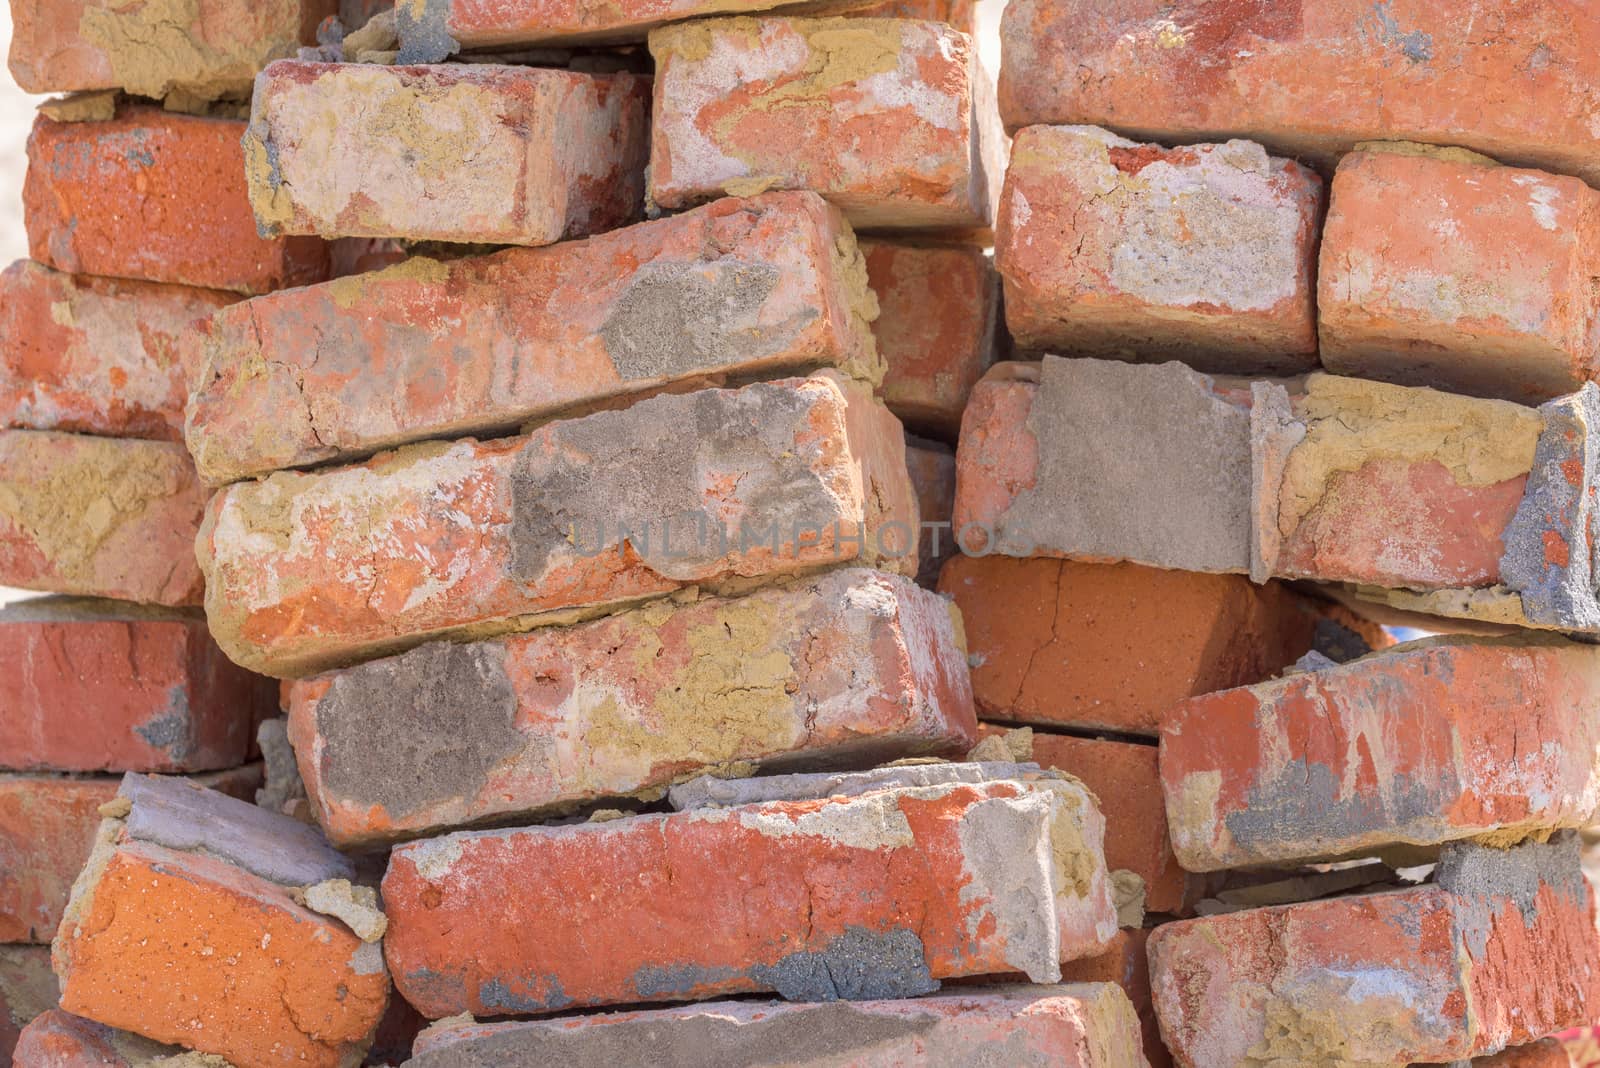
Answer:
[
  {"xmin": 1057, "ymin": 929, "xmax": 1169, "ymax": 1068},
  {"xmin": 849, "ymin": 0, "xmax": 973, "ymax": 32},
  {"xmin": 11, "ymin": 1009, "xmax": 193, "ymax": 1067}
]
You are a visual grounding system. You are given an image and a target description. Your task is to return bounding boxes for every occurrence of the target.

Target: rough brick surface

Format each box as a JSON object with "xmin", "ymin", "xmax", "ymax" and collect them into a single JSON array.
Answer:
[
  {"xmin": 384, "ymin": 776, "xmax": 1116, "ymax": 1017},
  {"xmin": 185, "ymin": 192, "xmax": 880, "ymax": 485},
  {"xmin": 1163, "ymin": 635, "xmax": 1600, "ymax": 872},
  {"xmin": 996, "ymin": 0, "xmax": 1600, "ymax": 186},
  {"xmin": 863, "ymin": 239, "xmax": 998, "ymax": 437},
  {"xmin": 199, "ymin": 372, "xmax": 917, "ymax": 677},
  {"xmin": 850, "ymin": 0, "xmax": 972, "ymax": 31},
  {"xmin": 1, "ymin": 946, "xmax": 57, "ymax": 1061},
  {"xmin": 904, "ymin": 436, "xmax": 955, "ymax": 587},
  {"xmin": 648, "ymin": 17, "xmax": 1001, "ymax": 231},
  {"xmin": 288, "ymin": 568, "xmax": 975, "ymax": 845},
  {"xmin": 0, "ymin": 431, "xmax": 207, "ymax": 607},
  {"xmin": 1058, "ymin": 929, "xmax": 1168, "ymax": 1068},
  {"xmin": 0, "ymin": 598, "xmax": 275, "ymax": 773},
  {"xmin": 1318, "ymin": 145, "xmax": 1600, "ymax": 405},
  {"xmin": 937, "ymin": 554, "xmax": 1381, "ymax": 735},
  {"xmin": 0, "ymin": 259, "xmax": 237, "ymax": 442},
  {"xmin": 11, "ymin": 1009, "xmax": 193, "ymax": 1067},
  {"xmin": 1477, "ymin": 1039, "xmax": 1578, "ymax": 1067},
  {"xmin": 406, "ymin": 984, "xmax": 1147, "ymax": 1066},
  {"xmin": 0, "ymin": 765, "xmax": 260, "ymax": 943},
  {"xmin": 245, "ymin": 61, "xmax": 651, "ymax": 245},
  {"xmin": 24, "ymin": 106, "xmax": 331, "ymax": 295},
  {"xmin": 997, "ymin": 125, "xmax": 1321, "ymax": 374},
  {"xmin": 1148, "ymin": 836, "xmax": 1600, "ymax": 1066},
  {"xmin": 7, "ymin": 0, "xmax": 333, "ymax": 98},
  {"xmin": 53, "ymin": 775, "xmax": 385, "ymax": 1067}
]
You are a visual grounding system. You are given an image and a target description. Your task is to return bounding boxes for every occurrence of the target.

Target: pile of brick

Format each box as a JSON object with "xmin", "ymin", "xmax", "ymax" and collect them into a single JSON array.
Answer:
[{"xmin": 2, "ymin": 0, "xmax": 1600, "ymax": 1065}]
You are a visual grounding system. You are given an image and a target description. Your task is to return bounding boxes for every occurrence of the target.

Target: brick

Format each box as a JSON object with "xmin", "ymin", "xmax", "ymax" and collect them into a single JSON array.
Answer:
[
  {"xmin": 663, "ymin": 757, "xmax": 1064, "ymax": 810},
  {"xmin": 287, "ymin": 568, "xmax": 975, "ymax": 846},
  {"xmin": 1058, "ymin": 929, "xmax": 1169, "ymax": 1068},
  {"xmin": 996, "ymin": 0, "xmax": 1600, "ymax": 187},
  {"xmin": 1318, "ymin": 144, "xmax": 1600, "ymax": 405},
  {"xmin": 1, "ymin": 946, "xmax": 57, "ymax": 1063},
  {"xmin": 0, "ymin": 765, "xmax": 260, "ymax": 943},
  {"xmin": 849, "ymin": 0, "xmax": 973, "ymax": 32},
  {"xmin": 405, "ymin": 984, "xmax": 1146, "ymax": 1066},
  {"xmin": 7, "ymin": 0, "xmax": 333, "ymax": 98},
  {"xmin": 1162, "ymin": 635, "xmax": 1600, "ymax": 873},
  {"xmin": 1476, "ymin": 1039, "xmax": 1576, "ymax": 1067},
  {"xmin": 1148, "ymin": 835, "xmax": 1600, "ymax": 1065},
  {"xmin": 0, "ymin": 431, "xmax": 207, "ymax": 607},
  {"xmin": 0, "ymin": 598, "xmax": 276, "ymax": 774},
  {"xmin": 0, "ymin": 260, "xmax": 238, "ymax": 442},
  {"xmin": 198, "ymin": 372, "xmax": 917, "ymax": 677},
  {"xmin": 904, "ymin": 435, "xmax": 955, "ymax": 587},
  {"xmin": 384, "ymin": 772, "xmax": 1116, "ymax": 1017},
  {"xmin": 185, "ymin": 192, "xmax": 880, "ymax": 485},
  {"xmin": 24, "ymin": 106, "xmax": 331, "ymax": 295},
  {"xmin": 244, "ymin": 61, "xmax": 650, "ymax": 246},
  {"xmin": 648, "ymin": 17, "xmax": 1002, "ymax": 232},
  {"xmin": 997, "ymin": 125, "xmax": 1321, "ymax": 374},
  {"xmin": 53, "ymin": 774, "xmax": 387, "ymax": 1067},
  {"xmin": 12, "ymin": 1010, "xmax": 192, "ymax": 1067},
  {"xmin": 936, "ymin": 554, "xmax": 1380, "ymax": 735}
]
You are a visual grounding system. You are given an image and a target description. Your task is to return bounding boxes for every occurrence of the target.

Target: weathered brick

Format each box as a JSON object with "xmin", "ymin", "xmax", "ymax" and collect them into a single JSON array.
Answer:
[
  {"xmin": 1058, "ymin": 929, "xmax": 1169, "ymax": 1068},
  {"xmin": 199, "ymin": 372, "xmax": 917, "ymax": 677},
  {"xmin": 0, "ymin": 765, "xmax": 260, "ymax": 943},
  {"xmin": 1148, "ymin": 835, "xmax": 1600, "ymax": 1066},
  {"xmin": 12, "ymin": 1009, "xmax": 194, "ymax": 1067},
  {"xmin": 997, "ymin": 125, "xmax": 1321, "ymax": 374},
  {"xmin": 849, "ymin": 0, "xmax": 972, "ymax": 32},
  {"xmin": 996, "ymin": 0, "xmax": 1600, "ymax": 187},
  {"xmin": 904, "ymin": 435, "xmax": 955, "ymax": 587},
  {"xmin": 1318, "ymin": 144, "xmax": 1600, "ymax": 405},
  {"xmin": 0, "ymin": 598, "xmax": 275, "ymax": 774},
  {"xmin": 244, "ymin": 61, "xmax": 650, "ymax": 246},
  {"xmin": 53, "ymin": 774, "xmax": 388, "ymax": 1067},
  {"xmin": 406, "ymin": 984, "xmax": 1146, "ymax": 1066},
  {"xmin": 648, "ymin": 17, "xmax": 1002, "ymax": 231},
  {"xmin": 24, "ymin": 106, "xmax": 331, "ymax": 295},
  {"xmin": 185, "ymin": 192, "xmax": 880, "ymax": 485},
  {"xmin": 1475, "ymin": 1038, "xmax": 1578, "ymax": 1067},
  {"xmin": 1, "ymin": 946, "xmax": 57, "ymax": 1063},
  {"xmin": 1163, "ymin": 635, "xmax": 1600, "ymax": 872},
  {"xmin": 288, "ymin": 568, "xmax": 975, "ymax": 846},
  {"xmin": 0, "ymin": 259, "xmax": 237, "ymax": 442},
  {"xmin": 7, "ymin": 0, "xmax": 333, "ymax": 99},
  {"xmin": 863, "ymin": 239, "xmax": 998, "ymax": 437},
  {"xmin": 384, "ymin": 772, "xmax": 1116, "ymax": 1017},
  {"xmin": 0, "ymin": 431, "xmax": 207, "ymax": 607}
]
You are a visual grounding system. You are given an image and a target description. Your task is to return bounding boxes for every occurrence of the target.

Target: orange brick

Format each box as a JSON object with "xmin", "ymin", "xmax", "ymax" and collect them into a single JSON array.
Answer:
[
  {"xmin": 1149, "ymin": 835, "xmax": 1600, "ymax": 1065},
  {"xmin": 53, "ymin": 775, "xmax": 387, "ymax": 1067},
  {"xmin": 0, "ymin": 431, "xmax": 207, "ymax": 607},
  {"xmin": 648, "ymin": 17, "xmax": 1002, "ymax": 232},
  {"xmin": 1476, "ymin": 1038, "xmax": 1578, "ymax": 1067},
  {"xmin": 1, "ymin": 946, "xmax": 56, "ymax": 1062},
  {"xmin": 12, "ymin": 1010, "xmax": 193, "ymax": 1066},
  {"xmin": 406, "ymin": 984, "xmax": 1146, "ymax": 1065},
  {"xmin": 905, "ymin": 435, "xmax": 955, "ymax": 587},
  {"xmin": 1318, "ymin": 145, "xmax": 1600, "ymax": 405},
  {"xmin": 1058, "ymin": 929, "xmax": 1170, "ymax": 1068},
  {"xmin": 384, "ymin": 773, "xmax": 1116, "ymax": 1017},
  {"xmin": 245, "ymin": 61, "xmax": 651, "ymax": 246},
  {"xmin": 997, "ymin": 126, "xmax": 1321, "ymax": 374},
  {"xmin": 24, "ymin": 106, "xmax": 331, "ymax": 295},
  {"xmin": 288, "ymin": 568, "xmax": 975, "ymax": 846},
  {"xmin": 863, "ymin": 239, "xmax": 999, "ymax": 437},
  {"xmin": 996, "ymin": 0, "xmax": 1600, "ymax": 186},
  {"xmin": 185, "ymin": 192, "xmax": 879, "ymax": 485},
  {"xmin": 198, "ymin": 373, "xmax": 917, "ymax": 677}
]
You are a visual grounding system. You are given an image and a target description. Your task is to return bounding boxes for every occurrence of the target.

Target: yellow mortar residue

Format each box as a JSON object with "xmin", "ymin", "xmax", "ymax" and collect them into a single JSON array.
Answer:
[
  {"xmin": 829, "ymin": 225, "xmax": 886, "ymax": 388},
  {"xmin": 1048, "ymin": 789, "xmax": 1098, "ymax": 899},
  {"xmin": 242, "ymin": 131, "xmax": 297, "ymax": 233},
  {"xmin": 49, "ymin": 300, "xmax": 75, "ymax": 328},
  {"xmin": 1353, "ymin": 140, "xmax": 1502, "ymax": 167},
  {"xmin": 326, "ymin": 255, "xmax": 452, "ymax": 310},
  {"xmin": 79, "ymin": 0, "xmax": 299, "ymax": 102},
  {"xmin": 1277, "ymin": 374, "xmax": 1542, "ymax": 535},
  {"xmin": 722, "ymin": 175, "xmax": 781, "ymax": 197},
  {"xmin": 1244, "ymin": 996, "xmax": 1415, "ymax": 1067},
  {"xmin": 39, "ymin": 91, "xmax": 118, "ymax": 123}
]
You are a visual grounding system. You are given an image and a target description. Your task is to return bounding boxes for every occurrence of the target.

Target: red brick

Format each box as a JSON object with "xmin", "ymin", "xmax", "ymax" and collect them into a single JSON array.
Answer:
[
  {"xmin": 1477, "ymin": 1039, "xmax": 1578, "ymax": 1067},
  {"xmin": 407, "ymin": 984, "xmax": 1147, "ymax": 1065},
  {"xmin": 7, "ymin": 0, "xmax": 333, "ymax": 98},
  {"xmin": 53, "ymin": 775, "xmax": 388, "ymax": 1067},
  {"xmin": 384, "ymin": 774, "xmax": 1116, "ymax": 1017},
  {"xmin": 905, "ymin": 435, "xmax": 955, "ymax": 587},
  {"xmin": 0, "ymin": 765, "xmax": 260, "ymax": 943},
  {"xmin": 12, "ymin": 1010, "xmax": 193, "ymax": 1067},
  {"xmin": 938, "ymin": 554, "xmax": 1381, "ymax": 735},
  {"xmin": 245, "ymin": 61, "xmax": 650, "ymax": 246},
  {"xmin": 648, "ymin": 17, "xmax": 1002, "ymax": 232},
  {"xmin": 863, "ymin": 239, "xmax": 999, "ymax": 437},
  {"xmin": 1, "ymin": 946, "xmax": 57, "ymax": 1063},
  {"xmin": 996, "ymin": 0, "xmax": 1600, "ymax": 186},
  {"xmin": 0, "ymin": 597, "xmax": 275, "ymax": 774},
  {"xmin": 1058, "ymin": 929, "xmax": 1170, "ymax": 1068},
  {"xmin": 0, "ymin": 431, "xmax": 207, "ymax": 607},
  {"xmin": 288, "ymin": 568, "xmax": 975, "ymax": 846},
  {"xmin": 1318, "ymin": 145, "xmax": 1600, "ymax": 405},
  {"xmin": 198, "ymin": 372, "xmax": 917, "ymax": 677},
  {"xmin": 0, "ymin": 259, "xmax": 237, "ymax": 442},
  {"xmin": 997, "ymin": 125, "xmax": 1321, "ymax": 374},
  {"xmin": 185, "ymin": 192, "xmax": 880, "ymax": 485},
  {"xmin": 849, "ymin": 0, "xmax": 973, "ymax": 32},
  {"xmin": 1163, "ymin": 635, "xmax": 1600, "ymax": 872},
  {"xmin": 24, "ymin": 105, "xmax": 331, "ymax": 295},
  {"xmin": 1148, "ymin": 835, "xmax": 1600, "ymax": 1065}
]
